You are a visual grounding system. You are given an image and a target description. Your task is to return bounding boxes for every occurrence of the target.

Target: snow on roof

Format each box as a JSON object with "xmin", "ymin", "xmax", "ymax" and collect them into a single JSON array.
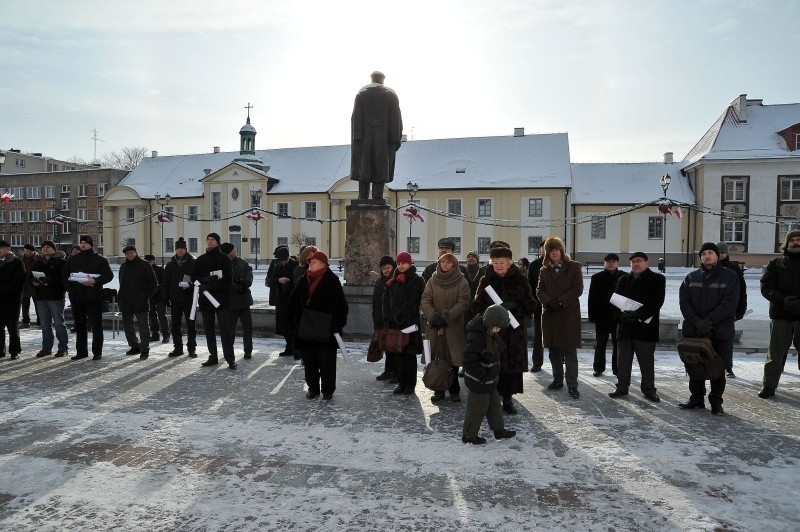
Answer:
[
  {"xmin": 683, "ymin": 99, "xmax": 800, "ymax": 166},
  {"xmin": 118, "ymin": 133, "xmax": 573, "ymax": 198},
  {"xmin": 570, "ymin": 162, "xmax": 694, "ymax": 205}
]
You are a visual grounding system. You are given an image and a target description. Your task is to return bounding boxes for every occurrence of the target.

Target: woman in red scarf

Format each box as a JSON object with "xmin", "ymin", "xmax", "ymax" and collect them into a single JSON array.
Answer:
[{"xmin": 288, "ymin": 251, "xmax": 348, "ymax": 400}]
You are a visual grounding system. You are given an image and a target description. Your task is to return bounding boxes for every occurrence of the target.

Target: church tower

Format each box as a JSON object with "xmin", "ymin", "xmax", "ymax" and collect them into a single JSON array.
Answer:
[{"xmin": 239, "ymin": 102, "xmax": 256, "ymax": 155}]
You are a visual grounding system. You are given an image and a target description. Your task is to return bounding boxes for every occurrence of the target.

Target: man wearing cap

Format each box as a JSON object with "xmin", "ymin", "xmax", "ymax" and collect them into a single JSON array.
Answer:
[
  {"xmin": 608, "ymin": 252, "xmax": 665, "ymax": 402},
  {"xmin": 351, "ymin": 71, "xmax": 403, "ymax": 201},
  {"xmin": 678, "ymin": 243, "xmax": 739, "ymax": 415},
  {"xmin": 758, "ymin": 230, "xmax": 800, "ymax": 399},
  {"xmin": 119, "ymin": 246, "xmax": 158, "ymax": 360},
  {"xmin": 0, "ymin": 240, "xmax": 25, "ymax": 359},
  {"xmin": 31, "ymin": 241, "xmax": 69, "ymax": 358},
  {"xmin": 63, "ymin": 235, "xmax": 113, "ymax": 360},
  {"xmin": 527, "ymin": 240, "xmax": 545, "ymax": 372},
  {"xmin": 144, "ymin": 254, "xmax": 169, "ymax": 344},
  {"xmin": 716, "ymin": 242, "xmax": 747, "ymax": 378},
  {"xmin": 192, "ymin": 233, "xmax": 236, "ymax": 369},
  {"xmin": 421, "ymin": 237, "xmax": 468, "ymax": 282},
  {"xmin": 221, "ymin": 243, "xmax": 254, "ymax": 359},
  {"xmin": 20, "ymin": 243, "xmax": 40, "ymax": 328},
  {"xmin": 267, "ymin": 245, "xmax": 299, "ymax": 357},
  {"xmin": 161, "ymin": 238, "xmax": 197, "ymax": 358},
  {"xmin": 588, "ymin": 253, "xmax": 626, "ymax": 377}
]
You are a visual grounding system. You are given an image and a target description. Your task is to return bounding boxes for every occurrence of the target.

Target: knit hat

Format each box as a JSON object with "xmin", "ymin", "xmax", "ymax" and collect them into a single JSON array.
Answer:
[
  {"xmin": 783, "ymin": 230, "xmax": 800, "ymax": 252},
  {"xmin": 489, "ymin": 246, "xmax": 513, "ymax": 260},
  {"xmin": 220, "ymin": 243, "xmax": 235, "ymax": 254},
  {"xmin": 699, "ymin": 242, "xmax": 719, "ymax": 257},
  {"xmin": 379, "ymin": 255, "xmax": 396, "ymax": 268},
  {"xmin": 396, "ymin": 251, "xmax": 413, "ymax": 265},
  {"xmin": 143, "ymin": 254, "xmax": 156, "ymax": 261},
  {"xmin": 437, "ymin": 237, "xmax": 456, "ymax": 250},
  {"xmin": 275, "ymin": 247, "xmax": 290, "ymax": 260},
  {"xmin": 483, "ymin": 304, "xmax": 511, "ymax": 330},
  {"xmin": 24, "ymin": 243, "xmax": 35, "ymax": 251},
  {"xmin": 175, "ymin": 239, "xmax": 187, "ymax": 250},
  {"xmin": 80, "ymin": 235, "xmax": 94, "ymax": 247},
  {"xmin": 603, "ymin": 253, "xmax": 620, "ymax": 261},
  {"xmin": 0, "ymin": 240, "xmax": 9, "ymax": 248},
  {"xmin": 122, "ymin": 245, "xmax": 137, "ymax": 253},
  {"xmin": 206, "ymin": 233, "xmax": 221, "ymax": 245},
  {"xmin": 466, "ymin": 250, "xmax": 479, "ymax": 260},
  {"xmin": 309, "ymin": 251, "xmax": 329, "ymax": 266},
  {"xmin": 629, "ymin": 251, "xmax": 649, "ymax": 261},
  {"xmin": 41, "ymin": 240, "xmax": 56, "ymax": 249}
]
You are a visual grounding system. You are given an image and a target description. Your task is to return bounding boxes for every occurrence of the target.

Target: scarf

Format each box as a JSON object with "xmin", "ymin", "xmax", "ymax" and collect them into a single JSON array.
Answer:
[
  {"xmin": 430, "ymin": 264, "xmax": 462, "ymax": 289},
  {"xmin": 305, "ymin": 266, "xmax": 327, "ymax": 304},
  {"xmin": 551, "ymin": 261, "xmax": 563, "ymax": 273},
  {"xmin": 386, "ymin": 272, "xmax": 406, "ymax": 286}
]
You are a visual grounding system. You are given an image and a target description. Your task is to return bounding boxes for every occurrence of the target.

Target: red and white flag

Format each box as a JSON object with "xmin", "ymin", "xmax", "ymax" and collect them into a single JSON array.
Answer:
[
  {"xmin": 246, "ymin": 210, "xmax": 264, "ymax": 221},
  {"xmin": 156, "ymin": 212, "xmax": 172, "ymax": 223},
  {"xmin": 48, "ymin": 216, "xmax": 64, "ymax": 226},
  {"xmin": 672, "ymin": 207, "xmax": 682, "ymax": 219},
  {"xmin": 403, "ymin": 206, "xmax": 424, "ymax": 223},
  {"xmin": 0, "ymin": 193, "xmax": 13, "ymax": 203}
]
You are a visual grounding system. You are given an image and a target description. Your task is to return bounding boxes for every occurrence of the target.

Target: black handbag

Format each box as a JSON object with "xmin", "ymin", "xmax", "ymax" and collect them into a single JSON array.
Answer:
[
  {"xmin": 366, "ymin": 331, "xmax": 383, "ymax": 362},
  {"xmin": 297, "ymin": 308, "xmax": 333, "ymax": 343},
  {"xmin": 422, "ymin": 335, "xmax": 454, "ymax": 392}
]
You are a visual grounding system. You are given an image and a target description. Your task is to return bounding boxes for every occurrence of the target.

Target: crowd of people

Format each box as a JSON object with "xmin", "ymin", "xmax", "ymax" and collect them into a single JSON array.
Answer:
[{"xmin": 2, "ymin": 229, "xmax": 799, "ymax": 442}]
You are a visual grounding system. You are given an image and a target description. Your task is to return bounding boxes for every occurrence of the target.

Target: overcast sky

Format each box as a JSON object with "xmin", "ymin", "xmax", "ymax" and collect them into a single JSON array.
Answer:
[{"xmin": 1, "ymin": 0, "xmax": 798, "ymax": 164}]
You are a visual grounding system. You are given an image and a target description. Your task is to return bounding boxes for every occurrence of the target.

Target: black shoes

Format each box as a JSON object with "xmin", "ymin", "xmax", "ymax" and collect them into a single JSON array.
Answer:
[
  {"xmin": 431, "ymin": 392, "xmax": 447, "ymax": 403},
  {"xmin": 393, "ymin": 385, "xmax": 405, "ymax": 395},
  {"xmin": 139, "ymin": 352, "xmax": 149, "ymax": 360},
  {"xmin": 125, "ymin": 347, "xmax": 141, "ymax": 356},
  {"xmin": 55, "ymin": 350, "xmax": 68, "ymax": 358},
  {"xmin": 462, "ymin": 435, "xmax": 487, "ymax": 445},
  {"xmin": 150, "ymin": 334, "xmax": 160, "ymax": 342},
  {"xmin": 608, "ymin": 389, "xmax": 628, "ymax": 398},
  {"xmin": 278, "ymin": 351, "xmax": 292, "ymax": 357},
  {"xmin": 494, "ymin": 429, "xmax": 517, "ymax": 440},
  {"xmin": 71, "ymin": 354, "xmax": 88, "ymax": 360},
  {"xmin": 322, "ymin": 394, "xmax": 333, "ymax": 400},
  {"xmin": 375, "ymin": 371, "xmax": 394, "ymax": 381},
  {"xmin": 188, "ymin": 352, "xmax": 197, "ymax": 359},
  {"xmin": 243, "ymin": 353, "xmax": 252, "ymax": 360},
  {"xmin": 162, "ymin": 334, "xmax": 170, "ymax": 344},
  {"xmin": 168, "ymin": 350, "xmax": 183, "ymax": 357},
  {"xmin": 450, "ymin": 394, "xmax": 461, "ymax": 403},
  {"xmin": 36, "ymin": 350, "xmax": 51, "ymax": 358},
  {"xmin": 10, "ymin": 353, "xmax": 20, "ymax": 360},
  {"xmin": 228, "ymin": 362, "xmax": 237, "ymax": 370},
  {"xmin": 711, "ymin": 404, "xmax": 724, "ymax": 416},
  {"xmin": 201, "ymin": 359, "xmax": 219, "ymax": 367},
  {"xmin": 593, "ymin": 371, "xmax": 603, "ymax": 377},
  {"xmin": 530, "ymin": 366, "xmax": 542, "ymax": 373},
  {"xmin": 568, "ymin": 387, "xmax": 580, "ymax": 399},
  {"xmin": 547, "ymin": 381, "xmax": 564, "ymax": 390},
  {"xmin": 758, "ymin": 387, "xmax": 776, "ymax": 399},
  {"xmin": 643, "ymin": 392, "xmax": 661, "ymax": 403},
  {"xmin": 306, "ymin": 391, "xmax": 320, "ymax": 399},
  {"xmin": 726, "ymin": 370, "xmax": 736, "ymax": 378},
  {"xmin": 502, "ymin": 396, "xmax": 518, "ymax": 415},
  {"xmin": 92, "ymin": 354, "xmax": 102, "ymax": 360},
  {"xmin": 679, "ymin": 397, "xmax": 705, "ymax": 409}
]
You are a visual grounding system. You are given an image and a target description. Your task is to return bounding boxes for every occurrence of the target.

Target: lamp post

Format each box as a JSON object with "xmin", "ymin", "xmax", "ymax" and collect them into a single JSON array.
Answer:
[
  {"xmin": 406, "ymin": 181, "xmax": 418, "ymax": 249},
  {"xmin": 154, "ymin": 193, "xmax": 171, "ymax": 267},
  {"xmin": 253, "ymin": 189, "xmax": 263, "ymax": 269},
  {"xmin": 660, "ymin": 174, "xmax": 672, "ymax": 273}
]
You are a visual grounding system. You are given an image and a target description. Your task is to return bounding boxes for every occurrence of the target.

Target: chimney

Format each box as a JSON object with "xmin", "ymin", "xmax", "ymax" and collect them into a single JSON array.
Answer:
[
  {"xmin": 203, "ymin": 168, "xmax": 212, "ymax": 176},
  {"xmin": 732, "ymin": 94, "xmax": 748, "ymax": 123},
  {"xmin": 514, "ymin": 127, "xmax": 525, "ymax": 137},
  {"xmin": 663, "ymin": 152, "xmax": 674, "ymax": 164},
  {"xmin": 32, "ymin": 152, "xmax": 42, "ymax": 157},
  {"xmin": 151, "ymin": 150, "xmax": 158, "ymax": 158},
  {"xmin": 213, "ymin": 146, "xmax": 220, "ymax": 153}
]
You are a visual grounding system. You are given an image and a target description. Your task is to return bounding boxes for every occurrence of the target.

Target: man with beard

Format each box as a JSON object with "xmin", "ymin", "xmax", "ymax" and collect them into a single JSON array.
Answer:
[
  {"xmin": 119, "ymin": 246, "xmax": 158, "ymax": 360},
  {"xmin": 758, "ymin": 230, "xmax": 800, "ymax": 399},
  {"xmin": 0, "ymin": 240, "xmax": 25, "ymax": 359},
  {"xmin": 31, "ymin": 240, "xmax": 69, "ymax": 358},
  {"xmin": 162, "ymin": 238, "xmax": 197, "ymax": 358},
  {"xmin": 588, "ymin": 253, "xmax": 626, "ymax": 377}
]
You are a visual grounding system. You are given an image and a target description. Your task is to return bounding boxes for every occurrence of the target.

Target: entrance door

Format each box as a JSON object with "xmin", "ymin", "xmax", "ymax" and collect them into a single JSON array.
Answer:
[{"xmin": 229, "ymin": 233, "xmax": 242, "ymax": 253}]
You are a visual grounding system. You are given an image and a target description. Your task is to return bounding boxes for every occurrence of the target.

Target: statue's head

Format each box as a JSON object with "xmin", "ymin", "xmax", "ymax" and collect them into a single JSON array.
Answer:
[{"xmin": 370, "ymin": 71, "xmax": 385, "ymax": 84}]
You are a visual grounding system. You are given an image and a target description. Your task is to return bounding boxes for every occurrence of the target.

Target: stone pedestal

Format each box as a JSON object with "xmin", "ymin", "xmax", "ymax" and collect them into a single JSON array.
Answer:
[{"xmin": 344, "ymin": 200, "xmax": 392, "ymax": 286}]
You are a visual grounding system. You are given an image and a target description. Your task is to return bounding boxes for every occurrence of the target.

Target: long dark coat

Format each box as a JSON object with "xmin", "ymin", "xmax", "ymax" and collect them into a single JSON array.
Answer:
[
  {"xmin": 382, "ymin": 265, "xmax": 425, "ymax": 355},
  {"xmin": 229, "ymin": 256, "xmax": 254, "ymax": 311},
  {"xmin": 613, "ymin": 268, "xmax": 665, "ymax": 343},
  {"xmin": 269, "ymin": 258, "xmax": 299, "ymax": 336},
  {"xmin": 350, "ymin": 84, "xmax": 402, "ymax": 184},
  {"xmin": 372, "ymin": 273, "xmax": 390, "ymax": 330},
  {"xmin": 588, "ymin": 268, "xmax": 626, "ymax": 328},
  {"xmin": 537, "ymin": 259, "xmax": 583, "ymax": 349},
  {"xmin": 473, "ymin": 265, "xmax": 536, "ymax": 373},
  {"xmin": 118, "ymin": 257, "xmax": 158, "ymax": 313},
  {"xmin": 680, "ymin": 264, "xmax": 738, "ymax": 340},
  {"xmin": 287, "ymin": 268, "xmax": 348, "ymax": 349},
  {"xmin": 0, "ymin": 253, "xmax": 25, "ymax": 304}
]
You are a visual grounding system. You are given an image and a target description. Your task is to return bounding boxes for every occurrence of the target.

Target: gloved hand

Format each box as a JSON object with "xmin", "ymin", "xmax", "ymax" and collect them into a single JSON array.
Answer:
[
  {"xmin": 695, "ymin": 319, "xmax": 713, "ymax": 337},
  {"xmin": 179, "ymin": 281, "xmax": 191, "ymax": 289},
  {"xmin": 620, "ymin": 311, "xmax": 639, "ymax": 323},
  {"xmin": 784, "ymin": 296, "xmax": 800, "ymax": 313},
  {"xmin": 430, "ymin": 315, "xmax": 447, "ymax": 330},
  {"xmin": 545, "ymin": 300, "xmax": 562, "ymax": 311}
]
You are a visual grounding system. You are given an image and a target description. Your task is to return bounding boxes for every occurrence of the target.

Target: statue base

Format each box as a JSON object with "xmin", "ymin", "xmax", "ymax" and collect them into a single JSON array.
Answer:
[{"xmin": 344, "ymin": 202, "xmax": 392, "ymax": 286}]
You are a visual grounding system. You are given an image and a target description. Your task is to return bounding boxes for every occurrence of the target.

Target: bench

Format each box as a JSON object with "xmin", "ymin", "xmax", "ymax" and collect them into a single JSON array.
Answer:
[{"xmin": 585, "ymin": 262, "xmax": 605, "ymax": 274}]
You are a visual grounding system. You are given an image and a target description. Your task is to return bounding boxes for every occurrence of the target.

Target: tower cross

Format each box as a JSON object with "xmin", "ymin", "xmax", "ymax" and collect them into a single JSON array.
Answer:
[{"xmin": 244, "ymin": 102, "xmax": 253, "ymax": 118}]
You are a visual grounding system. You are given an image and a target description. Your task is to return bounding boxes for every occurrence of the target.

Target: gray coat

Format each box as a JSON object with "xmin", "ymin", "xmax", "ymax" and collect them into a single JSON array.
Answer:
[{"xmin": 229, "ymin": 257, "xmax": 254, "ymax": 311}]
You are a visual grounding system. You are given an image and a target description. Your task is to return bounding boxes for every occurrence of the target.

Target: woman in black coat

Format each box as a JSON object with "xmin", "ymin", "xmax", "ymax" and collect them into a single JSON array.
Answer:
[
  {"xmin": 382, "ymin": 251, "xmax": 425, "ymax": 395},
  {"xmin": 373, "ymin": 255, "xmax": 396, "ymax": 382},
  {"xmin": 288, "ymin": 251, "xmax": 348, "ymax": 400}
]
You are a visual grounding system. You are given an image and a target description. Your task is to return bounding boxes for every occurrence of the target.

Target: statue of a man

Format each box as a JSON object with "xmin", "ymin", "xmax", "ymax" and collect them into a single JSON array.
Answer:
[{"xmin": 351, "ymin": 71, "xmax": 403, "ymax": 201}]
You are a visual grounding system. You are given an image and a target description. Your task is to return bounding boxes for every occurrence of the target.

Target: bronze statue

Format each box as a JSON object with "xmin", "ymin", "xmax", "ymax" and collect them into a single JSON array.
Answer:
[{"xmin": 351, "ymin": 71, "xmax": 403, "ymax": 201}]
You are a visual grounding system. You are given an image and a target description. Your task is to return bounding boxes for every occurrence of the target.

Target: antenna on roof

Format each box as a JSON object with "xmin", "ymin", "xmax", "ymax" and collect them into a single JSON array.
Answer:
[{"xmin": 90, "ymin": 127, "xmax": 105, "ymax": 163}]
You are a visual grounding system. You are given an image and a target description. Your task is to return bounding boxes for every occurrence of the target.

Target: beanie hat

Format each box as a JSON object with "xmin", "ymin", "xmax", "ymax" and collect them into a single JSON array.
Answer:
[
  {"xmin": 396, "ymin": 251, "xmax": 413, "ymax": 265},
  {"xmin": 80, "ymin": 235, "xmax": 94, "ymax": 247},
  {"xmin": 122, "ymin": 245, "xmax": 137, "ymax": 253},
  {"xmin": 466, "ymin": 250, "xmax": 479, "ymax": 260},
  {"xmin": 143, "ymin": 254, "xmax": 156, "ymax": 261},
  {"xmin": 175, "ymin": 239, "xmax": 187, "ymax": 250},
  {"xmin": 275, "ymin": 247, "xmax": 290, "ymax": 260},
  {"xmin": 220, "ymin": 243, "xmax": 235, "ymax": 254},
  {"xmin": 0, "ymin": 240, "xmax": 10, "ymax": 248},
  {"xmin": 41, "ymin": 240, "xmax": 56, "ymax": 249},
  {"xmin": 309, "ymin": 251, "xmax": 329, "ymax": 266},
  {"xmin": 24, "ymin": 243, "xmax": 35, "ymax": 251},
  {"xmin": 437, "ymin": 237, "xmax": 456, "ymax": 250},
  {"xmin": 489, "ymin": 247, "xmax": 513, "ymax": 260},
  {"xmin": 715, "ymin": 242, "xmax": 729, "ymax": 254},
  {"xmin": 206, "ymin": 233, "xmax": 221, "ymax": 245},
  {"xmin": 483, "ymin": 304, "xmax": 511, "ymax": 330},
  {"xmin": 379, "ymin": 255, "xmax": 396, "ymax": 268},
  {"xmin": 699, "ymin": 242, "xmax": 719, "ymax": 257},
  {"xmin": 783, "ymin": 230, "xmax": 800, "ymax": 252}
]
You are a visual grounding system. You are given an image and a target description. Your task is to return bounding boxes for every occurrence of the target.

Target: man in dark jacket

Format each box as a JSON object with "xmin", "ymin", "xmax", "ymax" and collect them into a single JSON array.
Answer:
[
  {"xmin": 0, "ymin": 240, "xmax": 25, "ymax": 359},
  {"xmin": 373, "ymin": 255, "xmax": 396, "ymax": 381},
  {"xmin": 192, "ymin": 233, "xmax": 236, "ymax": 369},
  {"xmin": 421, "ymin": 237, "xmax": 468, "ymax": 282},
  {"xmin": 31, "ymin": 241, "xmax": 69, "ymax": 358},
  {"xmin": 758, "ymin": 230, "xmax": 800, "ymax": 399},
  {"xmin": 145, "ymin": 254, "xmax": 170, "ymax": 343},
  {"xmin": 162, "ymin": 238, "xmax": 197, "ymax": 358},
  {"xmin": 63, "ymin": 235, "xmax": 113, "ymax": 360},
  {"xmin": 20, "ymin": 243, "xmax": 40, "ymax": 327},
  {"xmin": 119, "ymin": 246, "xmax": 158, "ymax": 360},
  {"xmin": 268, "ymin": 246, "xmax": 299, "ymax": 357},
  {"xmin": 527, "ymin": 241, "xmax": 545, "ymax": 372},
  {"xmin": 608, "ymin": 252, "xmax": 665, "ymax": 402},
  {"xmin": 221, "ymin": 243, "xmax": 254, "ymax": 359},
  {"xmin": 588, "ymin": 253, "xmax": 626, "ymax": 377},
  {"xmin": 678, "ymin": 242, "xmax": 739, "ymax": 415},
  {"xmin": 716, "ymin": 242, "xmax": 747, "ymax": 378}
]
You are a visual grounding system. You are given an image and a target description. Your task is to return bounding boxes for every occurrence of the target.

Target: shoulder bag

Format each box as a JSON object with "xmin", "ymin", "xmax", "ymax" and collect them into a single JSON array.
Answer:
[
  {"xmin": 423, "ymin": 334, "xmax": 455, "ymax": 392},
  {"xmin": 297, "ymin": 307, "xmax": 333, "ymax": 343}
]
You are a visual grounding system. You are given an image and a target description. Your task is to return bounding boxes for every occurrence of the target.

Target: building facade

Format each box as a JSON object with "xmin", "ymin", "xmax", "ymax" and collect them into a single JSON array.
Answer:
[{"xmin": 0, "ymin": 149, "xmax": 96, "ymax": 175}]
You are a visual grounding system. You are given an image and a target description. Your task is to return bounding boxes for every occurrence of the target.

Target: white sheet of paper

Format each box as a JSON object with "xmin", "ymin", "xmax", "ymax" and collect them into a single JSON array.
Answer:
[
  {"xmin": 484, "ymin": 285, "xmax": 521, "ymax": 329},
  {"xmin": 609, "ymin": 293, "xmax": 652, "ymax": 323},
  {"xmin": 423, "ymin": 339, "xmax": 432, "ymax": 365},
  {"xmin": 334, "ymin": 333, "xmax": 350, "ymax": 362},
  {"xmin": 32, "ymin": 271, "xmax": 47, "ymax": 279},
  {"xmin": 203, "ymin": 290, "xmax": 221, "ymax": 308},
  {"xmin": 189, "ymin": 281, "xmax": 200, "ymax": 320},
  {"xmin": 210, "ymin": 270, "xmax": 223, "ymax": 279},
  {"xmin": 401, "ymin": 324, "xmax": 418, "ymax": 334}
]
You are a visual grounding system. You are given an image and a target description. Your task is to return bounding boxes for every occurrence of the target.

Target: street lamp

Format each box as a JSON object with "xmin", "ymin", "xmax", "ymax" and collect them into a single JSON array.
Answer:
[
  {"xmin": 660, "ymin": 174, "xmax": 672, "ymax": 272},
  {"xmin": 406, "ymin": 181, "xmax": 418, "ymax": 248},
  {"xmin": 253, "ymin": 189, "xmax": 263, "ymax": 269},
  {"xmin": 155, "ymin": 193, "xmax": 171, "ymax": 267}
]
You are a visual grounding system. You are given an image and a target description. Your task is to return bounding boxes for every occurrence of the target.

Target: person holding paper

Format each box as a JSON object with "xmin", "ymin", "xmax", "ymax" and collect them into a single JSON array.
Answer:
[
  {"xmin": 287, "ymin": 251, "xmax": 348, "ymax": 400},
  {"xmin": 608, "ymin": 252, "xmax": 665, "ymax": 402},
  {"xmin": 31, "ymin": 240, "xmax": 69, "ymax": 358},
  {"xmin": 192, "ymin": 233, "xmax": 236, "ymax": 369},
  {"xmin": 161, "ymin": 238, "xmax": 197, "ymax": 358},
  {"xmin": 63, "ymin": 235, "xmax": 113, "ymax": 361},
  {"xmin": 119, "ymin": 245, "xmax": 158, "ymax": 360},
  {"xmin": 473, "ymin": 245, "xmax": 536, "ymax": 414},
  {"xmin": 382, "ymin": 251, "xmax": 425, "ymax": 395},
  {"xmin": 588, "ymin": 253, "xmax": 626, "ymax": 377},
  {"xmin": 0, "ymin": 240, "xmax": 25, "ymax": 360},
  {"xmin": 537, "ymin": 236, "xmax": 583, "ymax": 399}
]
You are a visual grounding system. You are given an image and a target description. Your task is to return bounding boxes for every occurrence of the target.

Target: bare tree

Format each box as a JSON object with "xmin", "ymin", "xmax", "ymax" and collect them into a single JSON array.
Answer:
[
  {"xmin": 101, "ymin": 146, "xmax": 149, "ymax": 170},
  {"xmin": 67, "ymin": 155, "xmax": 89, "ymax": 164},
  {"xmin": 290, "ymin": 231, "xmax": 311, "ymax": 252}
]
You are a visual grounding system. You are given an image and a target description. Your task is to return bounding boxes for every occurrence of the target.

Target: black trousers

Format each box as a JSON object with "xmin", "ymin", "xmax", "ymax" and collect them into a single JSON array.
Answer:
[
  {"xmin": 228, "ymin": 308, "xmax": 253, "ymax": 355},
  {"xmin": 531, "ymin": 303, "xmax": 544, "ymax": 368},
  {"xmin": 0, "ymin": 303, "xmax": 22, "ymax": 356},
  {"xmin": 393, "ymin": 351, "xmax": 418, "ymax": 391},
  {"xmin": 72, "ymin": 301, "xmax": 104, "ymax": 357},
  {"xmin": 593, "ymin": 322, "xmax": 618, "ymax": 374},
  {"xmin": 201, "ymin": 307, "xmax": 235, "ymax": 364},
  {"xmin": 688, "ymin": 338, "xmax": 729, "ymax": 406},
  {"xmin": 149, "ymin": 300, "xmax": 169, "ymax": 337},
  {"xmin": 170, "ymin": 302, "xmax": 197, "ymax": 353},
  {"xmin": 122, "ymin": 310, "xmax": 150, "ymax": 352},
  {"xmin": 615, "ymin": 338, "xmax": 656, "ymax": 394},
  {"xmin": 303, "ymin": 343, "xmax": 337, "ymax": 395}
]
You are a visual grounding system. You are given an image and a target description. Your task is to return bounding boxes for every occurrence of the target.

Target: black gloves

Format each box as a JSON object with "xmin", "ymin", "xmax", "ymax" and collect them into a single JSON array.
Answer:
[
  {"xmin": 695, "ymin": 319, "xmax": 713, "ymax": 337},
  {"xmin": 620, "ymin": 311, "xmax": 639, "ymax": 323},
  {"xmin": 784, "ymin": 296, "xmax": 800, "ymax": 313},
  {"xmin": 545, "ymin": 300, "xmax": 562, "ymax": 311},
  {"xmin": 429, "ymin": 315, "xmax": 447, "ymax": 330}
]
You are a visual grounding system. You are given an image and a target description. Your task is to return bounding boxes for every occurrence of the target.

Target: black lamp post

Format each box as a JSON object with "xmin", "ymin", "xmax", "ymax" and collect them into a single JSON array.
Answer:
[
  {"xmin": 406, "ymin": 181, "xmax": 418, "ymax": 247},
  {"xmin": 155, "ymin": 193, "xmax": 171, "ymax": 266},
  {"xmin": 660, "ymin": 174, "xmax": 672, "ymax": 272},
  {"xmin": 253, "ymin": 189, "xmax": 263, "ymax": 269}
]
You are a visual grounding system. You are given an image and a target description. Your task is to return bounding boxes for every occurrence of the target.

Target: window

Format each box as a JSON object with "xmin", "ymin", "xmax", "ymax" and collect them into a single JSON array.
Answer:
[
  {"xmin": 165, "ymin": 238, "xmax": 175, "ymax": 253},
  {"xmin": 15, "ymin": 158, "xmax": 25, "ymax": 168},
  {"xmin": 722, "ymin": 220, "xmax": 745, "ymax": 242},
  {"xmin": 61, "ymin": 221, "xmax": 71, "ymax": 234},
  {"xmin": 305, "ymin": 202, "xmax": 317, "ymax": 219},
  {"xmin": 61, "ymin": 185, "xmax": 70, "ymax": 194},
  {"xmin": 250, "ymin": 238, "xmax": 260, "ymax": 255},
  {"xmin": 27, "ymin": 187, "xmax": 40, "ymax": 199},
  {"xmin": 28, "ymin": 211, "xmax": 40, "ymax": 222},
  {"xmin": 447, "ymin": 199, "xmax": 462, "ymax": 216},
  {"xmin": 63, "ymin": 165, "xmax": 76, "ymax": 171},
  {"xmin": 96, "ymin": 234, "xmax": 103, "ymax": 249},
  {"xmin": 61, "ymin": 198, "xmax": 70, "ymax": 211},
  {"xmin": 187, "ymin": 206, "xmax": 199, "ymax": 221},
  {"xmin": 98, "ymin": 183, "xmax": 106, "ymax": 196},
  {"xmin": 780, "ymin": 177, "xmax": 800, "ymax": 201},
  {"xmin": 126, "ymin": 208, "xmax": 135, "ymax": 222},
  {"xmin": 723, "ymin": 178, "xmax": 746, "ymax": 202},
  {"xmin": 30, "ymin": 235, "xmax": 41, "ymax": 247},
  {"xmin": 528, "ymin": 198, "xmax": 543, "ymax": 217},
  {"xmin": 77, "ymin": 208, "xmax": 87, "ymax": 220},
  {"xmin": 11, "ymin": 234, "xmax": 23, "ymax": 246},
  {"xmin": 10, "ymin": 187, "xmax": 23, "ymax": 200},
  {"xmin": 591, "ymin": 216, "xmax": 607, "ymax": 239},
  {"xmin": 10, "ymin": 211, "xmax": 23, "ymax": 223},
  {"xmin": 478, "ymin": 199, "xmax": 492, "ymax": 217},
  {"xmin": 0, "ymin": 212, "xmax": 4, "ymax": 222},
  {"xmin": 45, "ymin": 186, "xmax": 55, "ymax": 199},
  {"xmin": 528, "ymin": 236, "xmax": 544, "ymax": 255},
  {"xmin": 188, "ymin": 238, "xmax": 198, "ymax": 253},
  {"xmin": 304, "ymin": 236, "xmax": 317, "ymax": 246},
  {"xmin": 648, "ymin": 216, "xmax": 663, "ymax": 239},
  {"xmin": 407, "ymin": 237, "xmax": 420, "ymax": 254},
  {"xmin": 212, "ymin": 192, "xmax": 221, "ymax": 220},
  {"xmin": 277, "ymin": 237, "xmax": 288, "ymax": 247},
  {"xmin": 45, "ymin": 209, "xmax": 55, "ymax": 220},
  {"xmin": 48, "ymin": 163, "xmax": 58, "ymax": 172},
  {"xmin": 448, "ymin": 236, "xmax": 462, "ymax": 255},
  {"xmin": 78, "ymin": 184, "xmax": 87, "ymax": 197},
  {"xmin": 250, "ymin": 190, "xmax": 262, "ymax": 207},
  {"xmin": 478, "ymin": 237, "xmax": 491, "ymax": 254},
  {"xmin": 124, "ymin": 237, "xmax": 136, "ymax": 248},
  {"xmin": 277, "ymin": 203, "xmax": 289, "ymax": 217}
]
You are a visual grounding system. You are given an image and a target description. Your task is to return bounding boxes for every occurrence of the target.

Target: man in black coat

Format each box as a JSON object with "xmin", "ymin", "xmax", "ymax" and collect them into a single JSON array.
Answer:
[
  {"xmin": 192, "ymin": 233, "xmax": 236, "ymax": 369},
  {"xmin": 716, "ymin": 242, "xmax": 747, "ymax": 378},
  {"xmin": 268, "ymin": 246, "xmax": 299, "ymax": 357},
  {"xmin": 119, "ymin": 246, "xmax": 158, "ymax": 360},
  {"xmin": 222, "ymin": 243, "xmax": 254, "ymax": 359},
  {"xmin": 421, "ymin": 237, "xmax": 468, "ymax": 282},
  {"xmin": 161, "ymin": 238, "xmax": 197, "ymax": 358},
  {"xmin": 31, "ymin": 241, "xmax": 69, "ymax": 358},
  {"xmin": 608, "ymin": 252, "xmax": 665, "ymax": 402},
  {"xmin": 0, "ymin": 240, "xmax": 25, "ymax": 359},
  {"xmin": 145, "ymin": 254, "xmax": 169, "ymax": 343},
  {"xmin": 588, "ymin": 253, "xmax": 626, "ymax": 377},
  {"xmin": 63, "ymin": 235, "xmax": 114, "ymax": 360}
]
